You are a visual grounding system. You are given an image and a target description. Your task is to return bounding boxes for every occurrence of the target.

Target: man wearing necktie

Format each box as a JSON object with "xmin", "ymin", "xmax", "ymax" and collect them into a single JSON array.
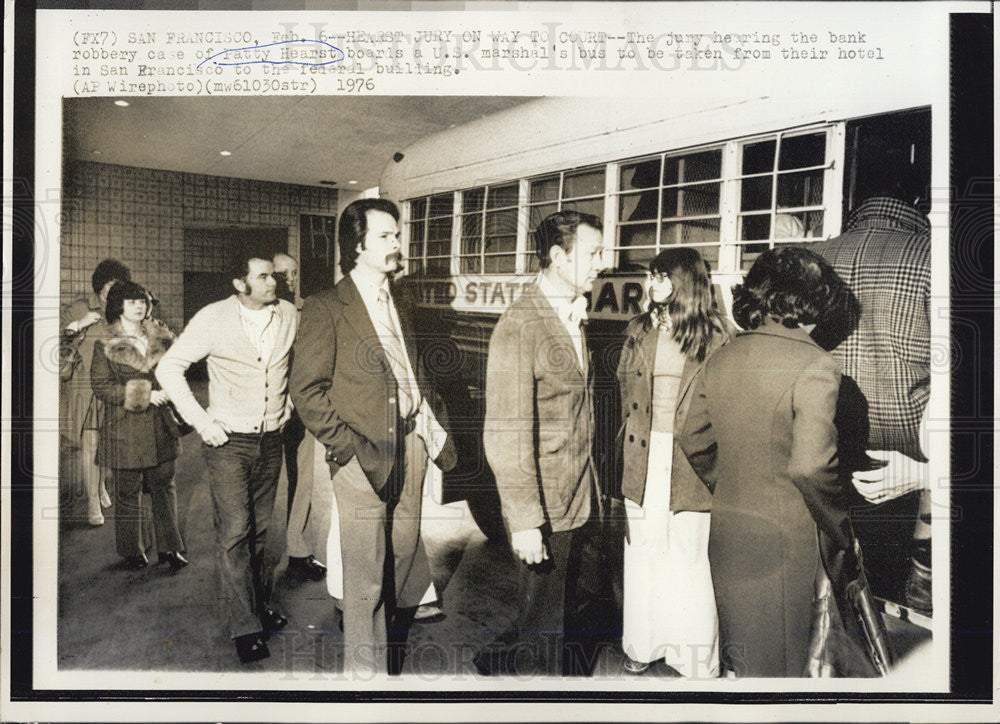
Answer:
[
  {"xmin": 477, "ymin": 210, "xmax": 606, "ymax": 676},
  {"xmin": 289, "ymin": 198, "xmax": 457, "ymax": 675}
]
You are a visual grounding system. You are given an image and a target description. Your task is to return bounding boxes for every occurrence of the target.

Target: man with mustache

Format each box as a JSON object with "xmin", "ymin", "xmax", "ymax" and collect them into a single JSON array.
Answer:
[{"xmin": 290, "ymin": 198, "xmax": 457, "ymax": 674}]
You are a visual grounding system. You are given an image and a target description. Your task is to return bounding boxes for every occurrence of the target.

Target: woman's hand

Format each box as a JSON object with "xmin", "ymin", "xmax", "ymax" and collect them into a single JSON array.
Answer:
[{"xmin": 149, "ymin": 389, "xmax": 169, "ymax": 407}]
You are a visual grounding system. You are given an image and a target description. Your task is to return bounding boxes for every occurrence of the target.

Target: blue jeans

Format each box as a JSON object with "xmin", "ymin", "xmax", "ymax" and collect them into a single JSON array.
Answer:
[{"xmin": 203, "ymin": 430, "xmax": 283, "ymax": 638}]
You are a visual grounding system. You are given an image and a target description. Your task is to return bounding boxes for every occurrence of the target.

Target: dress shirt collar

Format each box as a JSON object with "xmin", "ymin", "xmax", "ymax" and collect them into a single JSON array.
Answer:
[
  {"xmin": 537, "ymin": 272, "xmax": 588, "ymax": 326},
  {"xmin": 350, "ymin": 266, "xmax": 391, "ymax": 307}
]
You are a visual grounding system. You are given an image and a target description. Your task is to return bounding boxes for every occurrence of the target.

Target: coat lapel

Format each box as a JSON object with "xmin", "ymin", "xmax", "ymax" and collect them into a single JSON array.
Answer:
[
  {"xmin": 529, "ymin": 285, "xmax": 586, "ymax": 379},
  {"xmin": 336, "ymin": 275, "xmax": 390, "ymax": 373},
  {"xmin": 636, "ymin": 320, "xmax": 658, "ymax": 400},
  {"xmin": 675, "ymin": 320, "xmax": 734, "ymax": 409}
]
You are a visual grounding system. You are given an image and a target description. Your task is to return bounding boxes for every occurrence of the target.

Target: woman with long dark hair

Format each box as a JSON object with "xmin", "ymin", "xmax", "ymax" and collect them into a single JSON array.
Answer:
[
  {"xmin": 90, "ymin": 280, "xmax": 188, "ymax": 570},
  {"xmin": 616, "ymin": 247, "xmax": 735, "ymax": 677},
  {"xmin": 678, "ymin": 245, "xmax": 855, "ymax": 676}
]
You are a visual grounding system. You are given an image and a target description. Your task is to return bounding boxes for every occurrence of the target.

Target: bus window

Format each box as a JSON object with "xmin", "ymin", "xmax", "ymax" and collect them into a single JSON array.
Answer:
[
  {"xmin": 460, "ymin": 183, "xmax": 518, "ymax": 274},
  {"xmin": 844, "ymin": 108, "xmax": 931, "ymax": 216},
  {"xmin": 408, "ymin": 193, "xmax": 454, "ymax": 277},
  {"xmin": 617, "ymin": 148, "xmax": 724, "ymax": 271},
  {"xmin": 736, "ymin": 130, "xmax": 830, "ymax": 271}
]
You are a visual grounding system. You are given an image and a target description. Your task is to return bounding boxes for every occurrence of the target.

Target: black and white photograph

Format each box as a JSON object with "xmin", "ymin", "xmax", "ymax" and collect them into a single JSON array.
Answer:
[{"xmin": 4, "ymin": 1, "xmax": 995, "ymax": 721}]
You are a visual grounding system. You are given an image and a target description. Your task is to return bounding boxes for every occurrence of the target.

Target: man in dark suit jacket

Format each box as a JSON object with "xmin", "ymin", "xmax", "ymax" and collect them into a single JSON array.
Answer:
[
  {"xmin": 289, "ymin": 198, "xmax": 457, "ymax": 674},
  {"xmin": 476, "ymin": 210, "xmax": 606, "ymax": 676}
]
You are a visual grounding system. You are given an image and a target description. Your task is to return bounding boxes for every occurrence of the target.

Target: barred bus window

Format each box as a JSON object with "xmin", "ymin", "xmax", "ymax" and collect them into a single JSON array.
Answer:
[
  {"xmin": 402, "ymin": 126, "xmax": 835, "ymax": 281},
  {"xmin": 737, "ymin": 131, "xmax": 828, "ymax": 271},
  {"xmin": 461, "ymin": 184, "xmax": 518, "ymax": 274},
  {"xmin": 407, "ymin": 197, "xmax": 427, "ymax": 276},
  {"xmin": 408, "ymin": 193, "xmax": 453, "ymax": 277},
  {"xmin": 617, "ymin": 148, "xmax": 723, "ymax": 271}
]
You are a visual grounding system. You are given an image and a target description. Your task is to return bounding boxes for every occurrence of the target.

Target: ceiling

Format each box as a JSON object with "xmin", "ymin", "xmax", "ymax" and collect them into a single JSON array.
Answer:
[{"xmin": 63, "ymin": 96, "xmax": 534, "ymax": 190}]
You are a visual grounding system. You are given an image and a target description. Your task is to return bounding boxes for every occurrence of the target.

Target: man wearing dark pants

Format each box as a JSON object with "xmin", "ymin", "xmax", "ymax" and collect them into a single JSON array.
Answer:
[
  {"xmin": 157, "ymin": 247, "xmax": 298, "ymax": 664},
  {"xmin": 478, "ymin": 211, "xmax": 607, "ymax": 676},
  {"xmin": 290, "ymin": 198, "xmax": 457, "ymax": 675}
]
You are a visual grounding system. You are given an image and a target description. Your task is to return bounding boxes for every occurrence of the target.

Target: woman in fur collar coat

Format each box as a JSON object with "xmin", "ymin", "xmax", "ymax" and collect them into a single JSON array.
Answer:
[{"xmin": 90, "ymin": 281, "xmax": 187, "ymax": 570}]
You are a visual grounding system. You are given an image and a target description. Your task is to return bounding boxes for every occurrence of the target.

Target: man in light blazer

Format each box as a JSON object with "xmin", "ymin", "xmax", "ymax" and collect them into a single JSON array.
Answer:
[
  {"xmin": 289, "ymin": 198, "xmax": 457, "ymax": 675},
  {"xmin": 477, "ymin": 210, "xmax": 606, "ymax": 676}
]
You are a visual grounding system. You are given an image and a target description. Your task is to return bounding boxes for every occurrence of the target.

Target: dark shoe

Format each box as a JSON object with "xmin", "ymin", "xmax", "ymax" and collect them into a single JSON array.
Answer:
[
  {"xmin": 120, "ymin": 555, "xmax": 148, "ymax": 570},
  {"xmin": 622, "ymin": 655, "xmax": 650, "ymax": 675},
  {"xmin": 235, "ymin": 633, "xmax": 270, "ymax": 664},
  {"xmin": 472, "ymin": 649, "xmax": 503, "ymax": 676},
  {"xmin": 260, "ymin": 607, "xmax": 289, "ymax": 632},
  {"xmin": 158, "ymin": 551, "xmax": 189, "ymax": 570},
  {"xmin": 287, "ymin": 554, "xmax": 327, "ymax": 581},
  {"xmin": 473, "ymin": 641, "xmax": 524, "ymax": 676},
  {"xmin": 413, "ymin": 603, "xmax": 446, "ymax": 624}
]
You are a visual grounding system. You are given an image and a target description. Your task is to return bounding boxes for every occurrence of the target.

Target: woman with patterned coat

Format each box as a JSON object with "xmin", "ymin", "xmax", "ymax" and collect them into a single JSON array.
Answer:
[{"xmin": 90, "ymin": 280, "xmax": 188, "ymax": 570}]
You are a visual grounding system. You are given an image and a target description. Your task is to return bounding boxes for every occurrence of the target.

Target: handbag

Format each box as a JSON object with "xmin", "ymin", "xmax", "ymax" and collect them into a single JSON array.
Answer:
[
  {"xmin": 165, "ymin": 401, "xmax": 195, "ymax": 437},
  {"xmin": 805, "ymin": 532, "xmax": 895, "ymax": 677},
  {"xmin": 59, "ymin": 329, "xmax": 86, "ymax": 382},
  {"xmin": 805, "ymin": 569, "xmax": 837, "ymax": 677}
]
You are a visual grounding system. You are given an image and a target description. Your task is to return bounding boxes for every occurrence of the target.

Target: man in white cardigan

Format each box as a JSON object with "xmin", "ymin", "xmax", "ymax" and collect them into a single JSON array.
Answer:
[{"xmin": 157, "ymin": 247, "xmax": 298, "ymax": 665}]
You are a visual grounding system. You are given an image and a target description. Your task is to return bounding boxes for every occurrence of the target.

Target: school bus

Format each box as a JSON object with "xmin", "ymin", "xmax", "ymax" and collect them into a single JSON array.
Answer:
[{"xmin": 382, "ymin": 95, "xmax": 933, "ymax": 619}]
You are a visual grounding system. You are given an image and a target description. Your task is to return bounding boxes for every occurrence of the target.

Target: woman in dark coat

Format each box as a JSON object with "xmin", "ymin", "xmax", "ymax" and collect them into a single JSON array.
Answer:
[
  {"xmin": 90, "ymin": 281, "xmax": 188, "ymax": 570},
  {"xmin": 678, "ymin": 246, "xmax": 855, "ymax": 677},
  {"xmin": 616, "ymin": 248, "xmax": 735, "ymax": 677}
]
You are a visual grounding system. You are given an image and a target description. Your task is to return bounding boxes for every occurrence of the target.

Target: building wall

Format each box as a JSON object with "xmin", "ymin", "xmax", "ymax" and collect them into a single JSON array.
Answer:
[{"xmin": 60, "ymin": 161, "xmax": 338, "ymax": 329}]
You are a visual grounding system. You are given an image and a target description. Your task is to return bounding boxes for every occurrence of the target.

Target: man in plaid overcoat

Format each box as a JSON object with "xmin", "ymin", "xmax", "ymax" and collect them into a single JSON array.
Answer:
[{"xmin": 812, "ymin": 196, "xmax": 933, "ymax": 614}]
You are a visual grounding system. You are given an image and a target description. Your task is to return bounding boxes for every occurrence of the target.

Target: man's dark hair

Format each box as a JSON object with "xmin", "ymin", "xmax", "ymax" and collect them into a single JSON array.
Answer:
[
  {"xmin": 104, "ymin": 279, "xmax": 149, "ymax": 323},
  {"xmin": 91, "ymin": 258, "xmax": 131, "ymax": 294},
  {"xmin": 533, "ymin": 211, "xmax": 603, "ymax": 269},
  {"xmin": 732, "ymin": 245, "xmax": 842, "ymax": 330},
  {"xmin": 338, "ymin": 198, "xmax": 400, "ymax": 275},
  {"xmin": 227, "ymin": 243, "xmax": 269, "ymax": 288}
]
